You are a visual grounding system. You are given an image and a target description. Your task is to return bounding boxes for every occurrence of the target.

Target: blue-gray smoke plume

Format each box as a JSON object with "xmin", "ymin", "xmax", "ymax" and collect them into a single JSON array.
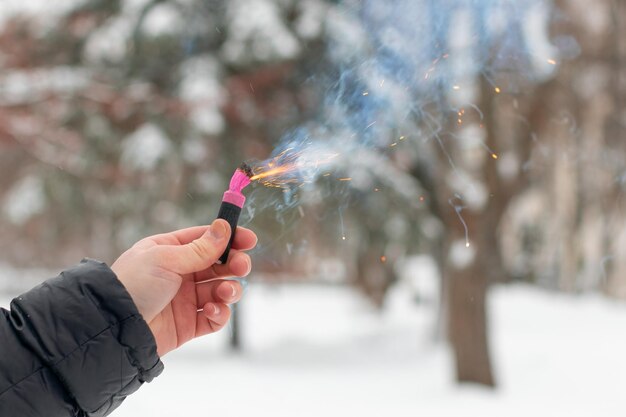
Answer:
[{"xmin": 243, "ymin": 0, "xmax": 560, "ymax": 222}]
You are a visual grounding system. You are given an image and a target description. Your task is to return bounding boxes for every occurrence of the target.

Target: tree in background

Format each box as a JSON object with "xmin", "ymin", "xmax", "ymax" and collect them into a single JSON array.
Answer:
[
  {"xmin": 500, "ymin": 0, "xmax": 626, "ymax": 296},
  {"xmin": 1, "ymin": 0, "xmax": 626, "ymax": 389},
  {"xmin": 0, "ymin": 1, "xmax": 316, "ymax": 267}
]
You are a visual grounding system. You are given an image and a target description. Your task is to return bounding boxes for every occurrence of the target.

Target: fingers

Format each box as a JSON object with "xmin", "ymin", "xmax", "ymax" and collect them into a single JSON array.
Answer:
[
  {"xmin": 195, "ymin": 280, "xmax": 243, "ymax": 337},
  {"xmin": 196, "ymin": 302, "xmax": 231, "ymax": 337},
  {"xmin": 214, "ymin": 251, "xmax": 252, "ymax": 277},
  {"xmin": 232, "ymin": 227, "xmax": 257, "ymax": 251},
  {"xmin": 146, "ymin": 225, "xmax": 256, "ymax": 249},
  {"xmin": 147, "ymin": 225, "xmax": 211, "ymax": 246},
  {"xmin": 193, "ymin": 251, "xmax": 252, "ymax": 282},
  {"xmin": 196, "ymin": 279, "xmax": 242, "ymax": 307},
  {"xmin": 151, "ymin": 220, "xmax": 231, "ymax": 275}
]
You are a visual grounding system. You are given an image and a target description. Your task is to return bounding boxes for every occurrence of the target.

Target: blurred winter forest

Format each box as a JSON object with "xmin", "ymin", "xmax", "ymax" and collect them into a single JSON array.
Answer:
[{"xmin": 1, "ymin": 0, "xmax": 626, "ymax": 396}]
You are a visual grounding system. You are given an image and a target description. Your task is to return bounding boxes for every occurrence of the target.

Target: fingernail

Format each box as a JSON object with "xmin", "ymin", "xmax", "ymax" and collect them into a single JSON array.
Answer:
[
  {"xmin": 209, "ymin": 221, "xmax": 227, "ymax": 241},
  {"xmin": 230, "ymin": 284, "xmax": 237, "ymax": 297},
  {"xmin": 212, "ymin": 304, "xmax": 221, "ymax": 315}
]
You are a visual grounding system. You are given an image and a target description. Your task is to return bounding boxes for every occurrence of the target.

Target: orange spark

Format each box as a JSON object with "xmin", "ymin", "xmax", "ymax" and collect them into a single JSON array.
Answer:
[
  {"xmin": 250, "ymin": 164, "xmax": 298, "ymax": 181},
  {"xmin": 495, "ymin": 87, "xmax": 501, "ymax": 93},
  {"xmin": 547, "ymin": 59, "xmax": 557, "ymax": 65},
  {"xmin": 250, "ymin": 148, "xmax": 340, "ymax": 188}
]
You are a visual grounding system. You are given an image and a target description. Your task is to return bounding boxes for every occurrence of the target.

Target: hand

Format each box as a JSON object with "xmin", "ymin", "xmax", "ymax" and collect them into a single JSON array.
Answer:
[{"xmin": 111, "ymin": 220, "xmax": 257, "ymax": 356}]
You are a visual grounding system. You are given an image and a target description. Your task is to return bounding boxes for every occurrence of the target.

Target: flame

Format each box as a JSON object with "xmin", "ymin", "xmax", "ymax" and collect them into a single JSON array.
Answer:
[
  {"xmin": 249, "ymin": 147, "xmax": 340, "ymax": 188},
  {"xmin": 250, "ymin": 165, "xmax": 298, "ymax": 181}
]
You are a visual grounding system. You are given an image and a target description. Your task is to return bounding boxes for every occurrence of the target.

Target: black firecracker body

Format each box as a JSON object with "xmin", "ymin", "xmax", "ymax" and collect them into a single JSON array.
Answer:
[{"xmin": 217, "ymin": 201, "xmax": 242, "ymax": 264}]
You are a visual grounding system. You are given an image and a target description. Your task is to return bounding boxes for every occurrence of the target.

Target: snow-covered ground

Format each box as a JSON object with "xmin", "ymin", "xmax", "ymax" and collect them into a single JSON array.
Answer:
[
  {"xmin": 2, "ymin": 276, "xmax": 626, "ymax": 416},
  {"xmin": 101, "ymin": 282, "xmax": 625, "ymax": 417}
]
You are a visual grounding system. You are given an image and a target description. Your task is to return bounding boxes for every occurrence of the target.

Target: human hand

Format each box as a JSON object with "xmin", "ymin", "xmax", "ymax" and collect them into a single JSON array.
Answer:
[{"xmin": 111, "ymin": 220, "xmax": 257, "ymax": 356}]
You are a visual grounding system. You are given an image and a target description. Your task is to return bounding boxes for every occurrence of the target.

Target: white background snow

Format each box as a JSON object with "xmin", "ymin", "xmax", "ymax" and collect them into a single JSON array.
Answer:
[
  {"xmin": 104, "ymin": 280, "xmax": 626, "ymax": 417},
  {"xmin": 2, "ymin": 257, "xmax": 626, "ymax": 416}
]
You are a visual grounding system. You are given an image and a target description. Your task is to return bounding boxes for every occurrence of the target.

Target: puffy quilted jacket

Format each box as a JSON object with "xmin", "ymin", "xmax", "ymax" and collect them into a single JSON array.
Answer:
[{"xmin": 0, "ymin": 259, "xmax": 164, "ymax": 416}]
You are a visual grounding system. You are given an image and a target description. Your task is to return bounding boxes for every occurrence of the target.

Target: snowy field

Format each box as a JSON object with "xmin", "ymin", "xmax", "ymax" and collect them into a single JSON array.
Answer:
[
  {"xmin": 111, "ymin": 282, "xmax": 626, "ymax": 417},
  {"xmin": 2, "ymin": 278, "xmax": 626, "ymax": 416}
]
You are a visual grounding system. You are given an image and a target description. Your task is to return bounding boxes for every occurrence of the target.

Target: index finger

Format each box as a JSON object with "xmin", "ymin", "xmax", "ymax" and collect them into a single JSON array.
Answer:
[
  {"xmin": 144, "ymin": 225, "xmax": 210, "ymax": 246},
  {"xmin": 144, "ymin": 225, "xmax": 256, "ymax": 249},
  {"xmin": 232, "ymin": 227, "xmax": 257, "ymax": 251}
]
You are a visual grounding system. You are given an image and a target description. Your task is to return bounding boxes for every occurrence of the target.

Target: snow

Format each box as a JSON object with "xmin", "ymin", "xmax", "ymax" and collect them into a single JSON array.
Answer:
[
  {"xmin": 398, "ymin": 255, "xmax": 440, "ymax": 303},
  {"xmin": 121, "ymin": 123, "xmax": 172, "ymax": 171},
  {"xmin": 222, "ymin": 0, "xmax": 301, "ymax": 64},
  {"xmin": 0, "ymin": 0, "xmax": 81, "ymax": 26},
  {"xmin": 449, "ymin": 239, "xmax": 476, "ymax": 269},
  {"xmin": 141, "ymin": 3, "xmax": 184, "ymax": 37},
  {"xmin": 83, "ymin": 16, "xmax": 133, "ymax": 64},
  {"xmin": 295, "ymin": 0, "xmax": 327, "ymax": 40},
  {"xmin": 99, "ymin": 281, "xmax": 626, "ymax": 417},
  {"xmin": 0, "ymin": 68, "xmax": 89, "ymax": 105},
  {"xmin": 524, "ymin": 1, "xmax": 560, "ymax": 77},
  {"xmin": 497, "ymin": 152, "xmax": 520, "ymax": 180},
  {"xmin": 1, "ymin": 265, "xmax": 625, "ymax": 416},
  {"xmin": 2, "ymin": 175, "xmax": 46, "ymax": 225},
  {"xmin": 179, "ymin": 56, "xmax": 225, "ymax": 135},
  {"xmin": 0, "ymin": 264, "xmax": 55, "ymax": 295}
]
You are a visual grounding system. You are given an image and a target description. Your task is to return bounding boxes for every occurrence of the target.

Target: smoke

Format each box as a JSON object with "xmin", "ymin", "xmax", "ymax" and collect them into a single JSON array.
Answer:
[{"xmin": 242, "ymin": 0, "xmax": 558, "ymax": 224}]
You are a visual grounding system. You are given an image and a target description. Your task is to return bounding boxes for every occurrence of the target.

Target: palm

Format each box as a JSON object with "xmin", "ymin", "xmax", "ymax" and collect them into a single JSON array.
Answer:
[
  {"xmin": 112, "ymin": 223, "xmax": 256, "ymax": 357},
  {"xmin": 149, "ymin": 272, "xmax": 226, "ymax": 356},
  {"xmin": 149, "ymin": 274, "xmax": 198, "ymax": 355}
]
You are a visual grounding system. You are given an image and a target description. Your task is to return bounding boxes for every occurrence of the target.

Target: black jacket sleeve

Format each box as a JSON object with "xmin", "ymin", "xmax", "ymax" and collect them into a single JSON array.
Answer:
[{"xmin": 0, "ymin": 259, "xmax": 164, "ymax": 417}]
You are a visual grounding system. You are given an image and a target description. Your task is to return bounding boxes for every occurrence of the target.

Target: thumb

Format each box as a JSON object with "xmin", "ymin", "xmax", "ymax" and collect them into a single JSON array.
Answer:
[{"xmin": 153, "ymin": 220, "xmax": 231, "ymax": 275}]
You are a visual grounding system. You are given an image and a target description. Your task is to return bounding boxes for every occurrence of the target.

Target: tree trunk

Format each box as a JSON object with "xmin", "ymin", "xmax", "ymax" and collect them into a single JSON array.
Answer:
[
  {"xmin": 229, "ymin": 302, "xmax": 241, "ymax": 351},
  {"xmin": 446, "ymin": 260, "xmax": 494, "ymax": 385},
  {"xmin": 444, "ymin": 214, "xmax": 495, "ymax": 386}
]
